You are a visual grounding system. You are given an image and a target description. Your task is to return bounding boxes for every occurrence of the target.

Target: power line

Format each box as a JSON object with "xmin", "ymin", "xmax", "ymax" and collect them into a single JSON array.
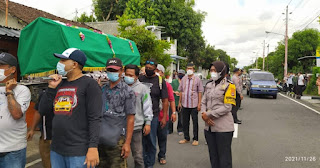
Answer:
[
  {"xmin": 301, "ymin": 12, "xmax": 320, "ymax": 29},
  {"xmin": 287, "ymin": 0, "xmax": 294, "ymax": 6}
]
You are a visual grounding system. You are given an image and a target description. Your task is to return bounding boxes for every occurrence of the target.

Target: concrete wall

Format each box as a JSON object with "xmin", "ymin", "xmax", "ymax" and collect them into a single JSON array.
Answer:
[{"xmin": 0, "ymin": 10, "xmax": 24, "ymax": 29}]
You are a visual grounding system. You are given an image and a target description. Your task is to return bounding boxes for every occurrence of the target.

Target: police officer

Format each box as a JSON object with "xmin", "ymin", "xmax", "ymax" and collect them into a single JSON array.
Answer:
[{"xmin": 201, "ymin": 61, "xmax": 234, "ymax": 168}]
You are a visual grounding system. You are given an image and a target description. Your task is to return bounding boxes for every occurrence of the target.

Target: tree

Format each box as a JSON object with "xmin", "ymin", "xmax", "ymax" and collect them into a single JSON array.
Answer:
[
  {"xmin": 124, "ymin": 0, "xmax": 207, "ymax": 67},
  {"xmin": 77, "ymin": 12, "xmax": 96, "ymax": 23},
  {"xmin": 117, "ymin": 15, "xmax": 172, "ymax": 67},
  {"xmin": 230, "ymin": 57, "xmax": 238, "ymax": 72},
  {"xmin": 93, "ymin": 0, "xmax": 128, "ymax": 21}
]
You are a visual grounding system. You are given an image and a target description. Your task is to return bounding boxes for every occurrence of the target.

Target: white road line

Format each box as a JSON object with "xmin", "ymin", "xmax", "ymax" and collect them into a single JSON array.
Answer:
[
  {"xmin": 233, "ymin": 124, "xmax": 238, "ymax": 138},
  {"xmin": 25, "ymin": 158, "xmax": 42, "ymax": 168},
  {"xmin": 279, "ymin": 93, "xmax": 320, "ymax": 115}
]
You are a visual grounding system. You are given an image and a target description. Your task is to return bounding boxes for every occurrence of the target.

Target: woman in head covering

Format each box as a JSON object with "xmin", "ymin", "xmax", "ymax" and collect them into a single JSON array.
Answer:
[{"xmin": 201, "ymin": 61, "xmax": 234, "ymax": 168}]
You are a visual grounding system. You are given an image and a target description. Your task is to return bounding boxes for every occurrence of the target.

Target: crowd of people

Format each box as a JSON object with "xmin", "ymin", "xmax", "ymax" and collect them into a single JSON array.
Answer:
[
  {"xmin": 282, "ymin": 72, "xmax": 308, "ymax": 98},
  {"xmin": 0, "ymin": 48, "xmax": 244, "ymax": 168}
]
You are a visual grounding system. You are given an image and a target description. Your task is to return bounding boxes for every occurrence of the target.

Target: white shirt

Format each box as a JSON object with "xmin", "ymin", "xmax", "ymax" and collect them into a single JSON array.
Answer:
[
  {"xmin": 0, "ymin": 85, "xmax": 31, "ymax": 152},
  {"xmin": 298, "ymin": 75, "xmax": 304, "ymax": 86}
]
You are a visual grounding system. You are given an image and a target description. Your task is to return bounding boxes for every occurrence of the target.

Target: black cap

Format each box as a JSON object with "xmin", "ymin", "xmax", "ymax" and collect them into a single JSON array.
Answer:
[
  {"xmin": 0, "ymin": 52, "xmax": 18, "ymax": 67},
  {"xmin": 54, "ymin": 48, "xmax": 87, "ymax": 66},
  {"xmin": 187, "ymin": 62, "xmax": 194, "ymax": 67},
  {"xmin": 106, "ymin": 58, "xmax": 123, "ymax": 70},
  {"xmin": 233, "ymin": 68, "xmax": 240, "ymax": 73}
]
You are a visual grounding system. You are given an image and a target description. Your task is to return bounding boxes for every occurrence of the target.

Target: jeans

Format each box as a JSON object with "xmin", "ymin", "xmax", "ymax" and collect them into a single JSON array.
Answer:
[
  {"xmin": 50, "ymin": 151, "xmax": 86, "ymax": 168},
  {"xmin": 131, "ymin": 129, "xmax": 144, "ymax": 168},
  {"xmin": 0, "ymin": 148, "xmax": 26, "ymax": 168},
  {"xmin": 157, "ymin": 122, "xmax": 168, "ymax": 159},
  {"xmin": 143, "ymin": 116, "xmax": 159, "ymax": 167},
  {"xmin": 205, "ymin": 130, "xmax": 233, "ymax": 168},
  {"xmin": 182, "ymin": 107, "xmax": 199, "ymax": 141}
]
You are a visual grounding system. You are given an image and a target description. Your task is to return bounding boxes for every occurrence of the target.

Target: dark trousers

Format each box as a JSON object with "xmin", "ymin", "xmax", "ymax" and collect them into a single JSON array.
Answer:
[
  {"xmin": 168, "ymin": 106, "xmax": 183, "ymax": 134},
  {"xmin": 297, "ymin": 85, "xmax": 304, "ymax": 96},
  {"xmin": 157, "ymin": 122, "xmax": 168, "ymax": 159},
  {"xmin": 205, "ymin": 130, "xmax": 233, "ymax": 168},
  {"xmin": 288, "ymin": 84, "xmax": 293, "ymax": 92},
  {"xmin": 231, "ymin": 93, "xmax": 241, "ymax": 122},
  {"xmin": 182, "ymin": 107, "xmax": 198, "ymax": 141}
]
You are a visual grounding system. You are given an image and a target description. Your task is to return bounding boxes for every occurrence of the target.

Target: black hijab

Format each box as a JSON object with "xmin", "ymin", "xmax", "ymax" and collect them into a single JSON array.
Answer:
[{"xmin": 210, "ymin": 61, "xmax": 227, "ymax": 85}]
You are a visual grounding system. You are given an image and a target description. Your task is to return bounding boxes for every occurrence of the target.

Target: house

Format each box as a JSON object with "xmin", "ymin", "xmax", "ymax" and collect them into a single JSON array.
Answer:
[{"xmin": 0, "ymin": 0, "xmax": 92, "ymax": 30}]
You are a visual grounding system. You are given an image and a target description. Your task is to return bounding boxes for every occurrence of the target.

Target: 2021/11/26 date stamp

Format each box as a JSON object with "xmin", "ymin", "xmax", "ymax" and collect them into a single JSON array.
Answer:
[{"xmin": 285, "ymin": 156, "xmax": 317, "ymax": 162}]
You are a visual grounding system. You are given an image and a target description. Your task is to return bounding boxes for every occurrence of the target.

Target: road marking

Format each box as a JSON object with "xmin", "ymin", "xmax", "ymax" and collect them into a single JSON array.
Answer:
[
  {"xmin": 279, "ymin": 93, "xmax": 320, "ymax": 115},
  {"xmin": 233, "ymin": 123, "xmax": 238, "ymax": 138},
  {"xmin": 25, "ymin": 158, "xmax": 42, "ymax": 168}
]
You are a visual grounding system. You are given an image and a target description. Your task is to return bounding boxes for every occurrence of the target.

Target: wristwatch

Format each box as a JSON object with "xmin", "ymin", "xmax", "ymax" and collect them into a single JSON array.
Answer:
[
  {"xmin": 5, "ymin": 91, "xmax": 14, "ymax": 96},
  {"xmin": 173, "ymin": 112, "xmax": 177, "ymax": 115}
]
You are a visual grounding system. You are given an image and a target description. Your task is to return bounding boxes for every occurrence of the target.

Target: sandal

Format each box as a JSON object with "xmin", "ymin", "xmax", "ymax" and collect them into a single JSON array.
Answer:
[{"xmin": 159, "ymin": 158, "xmax": 167, "ymax": 165}]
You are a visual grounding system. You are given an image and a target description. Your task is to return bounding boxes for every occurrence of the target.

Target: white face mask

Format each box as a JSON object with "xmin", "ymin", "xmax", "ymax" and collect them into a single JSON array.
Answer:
[
  {"xmin": 211, "ymin": 72, "xmax": 219, "ymax": 81},
  {"xmin": 0, "ymin": 69, "xmax": 8, "ymax": 82},
  {"xmin": 187, "ymin": 70, "xmax": 193, "ymax": 75}
]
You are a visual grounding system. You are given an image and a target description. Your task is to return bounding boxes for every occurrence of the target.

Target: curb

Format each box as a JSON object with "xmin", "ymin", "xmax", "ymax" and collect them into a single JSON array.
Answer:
[{"xmin": 284, "ymin": 92, "xmax": 320, "ymax": 100}]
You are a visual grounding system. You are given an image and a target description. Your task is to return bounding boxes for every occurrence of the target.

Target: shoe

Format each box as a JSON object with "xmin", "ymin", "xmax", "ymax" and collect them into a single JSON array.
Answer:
[
  {"xmin": 178, "ymin": 132, "xmax": 183, "ymax": 136},
  {"xmin": 236, "ymin": 120, "xmax": 242, "ymax": 124},
  {"xmin": 192, "ymin": 140, "xmax": 199, "ymax": 146},
  {"xmin": 179, "ymin": 139, "xmax": 190, "ymax": 144}
]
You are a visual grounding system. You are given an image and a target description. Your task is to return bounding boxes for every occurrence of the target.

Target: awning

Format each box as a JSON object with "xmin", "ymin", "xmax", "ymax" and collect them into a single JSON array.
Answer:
[{"xmin": 0, "ymin": 25, "xmax": 20, "ymax": 40}]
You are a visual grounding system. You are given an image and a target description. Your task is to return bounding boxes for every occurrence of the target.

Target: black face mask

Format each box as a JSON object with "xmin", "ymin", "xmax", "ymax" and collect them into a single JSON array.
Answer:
[
  {"xmin": 178, "ymin": 74, "xmax": 184, "ymax": 79},
  {"xmin": 145, "ymin": 69, "xmax": 155, "ymax": 77}
]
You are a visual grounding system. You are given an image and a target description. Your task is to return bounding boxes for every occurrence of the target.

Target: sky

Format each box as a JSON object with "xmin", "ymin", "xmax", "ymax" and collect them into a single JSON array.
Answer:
[{"xmin": 11, "ymin": 0, "xmax": 320, "ymax": 68}]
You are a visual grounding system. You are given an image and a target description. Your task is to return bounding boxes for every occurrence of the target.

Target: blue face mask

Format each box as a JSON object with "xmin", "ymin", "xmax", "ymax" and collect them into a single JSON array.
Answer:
[
  {"xmin": 124, "ymin": 76, "xmax": 135, "ymax": 85},
  {"xmin": 56, "ymin": 62, "xmax": 68, "ymax": 76},
  {"xmin": 107, "ymin": 72, "xmax": 120, "ymax": 82}
]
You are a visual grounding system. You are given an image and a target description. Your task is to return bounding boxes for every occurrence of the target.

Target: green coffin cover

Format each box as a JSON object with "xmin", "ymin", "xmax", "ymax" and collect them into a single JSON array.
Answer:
[{"xmin": 18, "ymin": 17, "xmax": 140, "ymax": 77}]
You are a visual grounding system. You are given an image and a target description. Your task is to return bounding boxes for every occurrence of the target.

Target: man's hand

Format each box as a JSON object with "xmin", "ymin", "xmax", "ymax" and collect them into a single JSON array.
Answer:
[
  {"xmin": 143, "ymin": 125, "xmax": 151, "ymax": 136},
  {"xmin": 178, "ymin": 103, "xmax": 182, "ymax": 111},
  {"xmin": 26, "ymin": 130, "xmax": 34, "ymax": 141},
  {"xmin": 240, "ymin": 95, "xmax": 244, "ymax": 100},
  {"xmin": 171, "ymin": 113, "xmax": 177, "ymax": 122},
  {"xmin": 121, "ymin": 143, "xmax": 130, "ymax": 159},
  {"xmin": 160, "ymin": 117, "xmax": 167, "ymax": 129},
  {"xmin": 48, "ymin": 74, "xmax": 62, "ymax": 89},
  {"xmin": 174, "ymin": 91, "xmax": 180, "ymax": 96},
  {"xmin": 6, "ymin": 78, "xmax": 17, "ymax": 92},
  {"xmin": 84, "ymin": 147, "xmax": 99, "ymax": 168},
  {"xmin": 197, "ymin": 104, "xmax": 201, "ymax": 112}
]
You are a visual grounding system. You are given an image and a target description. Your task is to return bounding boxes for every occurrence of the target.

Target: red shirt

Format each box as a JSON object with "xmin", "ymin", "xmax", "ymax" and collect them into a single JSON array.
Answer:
[{"xmin": 159, "ymin": 82, "xmax": 174, "ymax": 121}]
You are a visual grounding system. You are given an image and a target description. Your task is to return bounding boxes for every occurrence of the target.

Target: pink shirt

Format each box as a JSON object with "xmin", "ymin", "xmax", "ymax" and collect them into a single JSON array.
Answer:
[
  {"xmin": 159, "ymin": 82, "xmax": 174, "ymax": 121},
  {"xmin": 179, "ymin": 75, "xmax": 204, "ymax": 108}
]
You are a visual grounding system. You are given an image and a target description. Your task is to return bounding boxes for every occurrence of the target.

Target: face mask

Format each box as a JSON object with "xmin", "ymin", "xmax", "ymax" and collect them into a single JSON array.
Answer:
[
  {"xmin": 187, "ymin": 70, "xmax": 193, "ymax": 75},
  {"xmin": 0, "ymin": 69, "xmax": 8, "ymax": 82},
  {"xmin": 145, "ymin": 69, "xmax": 155, "ymax": 77},
  {"xmin": 107, "ymin": 72, "xmax": 120, "ymax": 82},
  {"xmin": 124, "ymin": 76, "xmax": 135, "ymax": 85},
  {"xmin": 56, "ymin": 62, "xmax": 73, "ymax": 76},
  {"xmin": 211, "ymin": 72, "xmax": 219, "ymax": 81},
  {"xmin": 155, "ymin": 72, "xmax": 160, "ymax": 76},
  {"xmin": 178, "ymin": 74, "xmax": 184, "ymax": 79}
]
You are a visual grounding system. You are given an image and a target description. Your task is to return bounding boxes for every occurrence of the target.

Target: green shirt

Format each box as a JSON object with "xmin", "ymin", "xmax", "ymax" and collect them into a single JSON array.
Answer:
[{"xmin": 171, "ymin": 79, "xmax": 180, "ymax": 107}]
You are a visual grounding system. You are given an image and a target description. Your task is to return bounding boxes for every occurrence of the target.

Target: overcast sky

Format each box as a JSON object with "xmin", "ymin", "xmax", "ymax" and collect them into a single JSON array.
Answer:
[{"xmin": 11, "ymin": 0, "xmax": 320, "ymax": 68}]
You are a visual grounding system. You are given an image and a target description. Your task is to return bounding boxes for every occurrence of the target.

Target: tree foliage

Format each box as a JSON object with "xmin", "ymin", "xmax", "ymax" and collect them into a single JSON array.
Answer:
[
  {"xmin": 93, "ymin": 0, "xmax": 128, "ymax": 21},
  {"xmin": 117, "ymin": 15, "xmax": 172, "ymax": 67},
  {"xmin": 77, "ymin": 12, "xmax": 96, "ymax": 23},
  {"xmin": 245, "ymin": 28, "xmax": 320, "ymax": 80}
]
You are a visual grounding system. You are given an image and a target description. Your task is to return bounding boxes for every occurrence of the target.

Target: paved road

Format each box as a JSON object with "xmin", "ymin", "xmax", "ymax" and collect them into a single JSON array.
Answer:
[{"xmin": 26, "ymin": 91, "xmax": 320, "ymax": 168}]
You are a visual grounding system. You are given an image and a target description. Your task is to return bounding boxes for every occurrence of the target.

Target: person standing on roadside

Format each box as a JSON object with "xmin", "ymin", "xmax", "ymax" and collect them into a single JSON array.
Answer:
[
  {"xmin": 231, "ymin": 68, "xmax": 243, "ymax": 124},
  {"xmin": 0, "ymin": 52, "xmax": 31, "ymax": 168},
  {"xmin": 124, "ymin": 64, "xmax": 153, "ymax": 168},
  {"xmin": 27, "ymin": 89, "xmax": 52, "ymax": 168},
  {"xmin": 201, "ymin": 61, "xmax": 234, "ymax": 168},
  {"xmin": 98, "ymin": 58, "xmax": 136, "ymax": 168},
  {"xmin": 170, "ymin": 70, "xmax": 185, "ymax": 135},
  {"xmin": 139, "ymin": 59, "xmax": 169, "ymax": 168},
  {"xmin": 39, "ymin": 48, "xmax": 102, "ymax": 168},
  {"xmin": 178, "ymin": 62, "xmax": 204, "ymax": 146},
  {"xmin": 297, "ymin": 72, "xmax": 305, "ymax": 98},
  {"xmin": 156, "ymin": 64, "xmax": 176, "ymax": 165}
]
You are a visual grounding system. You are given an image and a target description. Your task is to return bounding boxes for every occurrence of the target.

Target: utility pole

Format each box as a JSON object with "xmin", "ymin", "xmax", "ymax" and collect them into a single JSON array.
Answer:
[
  {"xmin": 5, "ymin": 0, "xmax": 9, "ymax": 26},
  {"xmin": 75, "ymin": 9, "xmax": 78, "ymax": 21},
  {"xmin": 284, "ymin": 5, "xmax": 289, "ymax": 78},
  {"xmin": 263, "ymin": 40, "xmax": 265, "ymax": 71},
  {"xmin": 267, "ymin": 44, "xmax": 270, "ymax": 71},
  {"xmin": 256, "ymin": 57, "xmax": 258, "ymax": 69}
]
